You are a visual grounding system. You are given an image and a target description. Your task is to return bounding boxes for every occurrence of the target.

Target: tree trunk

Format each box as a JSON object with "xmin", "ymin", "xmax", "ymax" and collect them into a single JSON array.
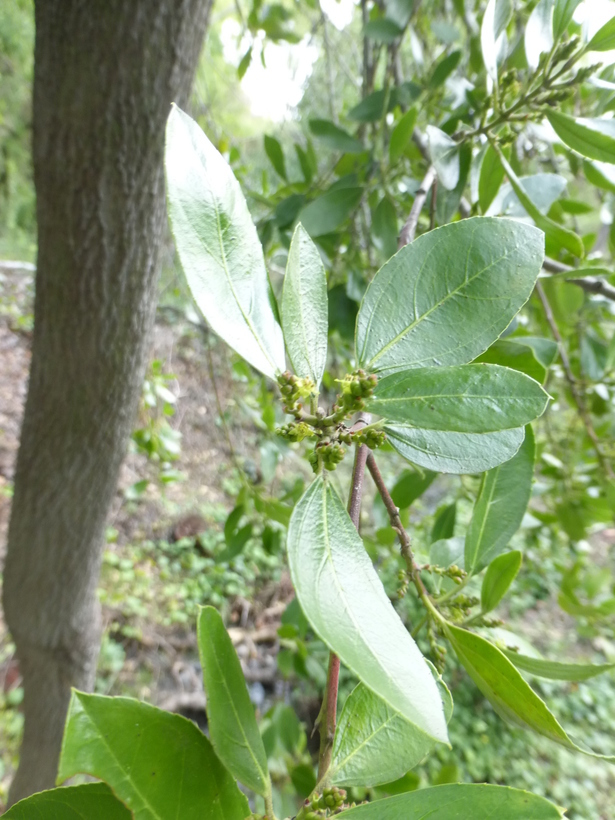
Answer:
[{"xmin": 3, "ymin": 0, "xmax": 212, "ymax": 804}]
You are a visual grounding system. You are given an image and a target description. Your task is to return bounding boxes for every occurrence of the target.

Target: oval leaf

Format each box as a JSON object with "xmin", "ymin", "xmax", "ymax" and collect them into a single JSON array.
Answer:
[
  {"xmin": 368, "ymin": 365, "xmax": 549, "ymax": 433},
  {"xmin": 427, "ymin": 126, "xmax": 460, "ymax": 190},
  {"xmin": 445, "ymin": 623, "xmax": 615, "ymax": 762},
  {"xmin": 282, "ymin": 224, "xmax": 328, "ymax": 385},
  {"xmin": 587, "ymin": 14, "xmax": 615, "ymax": 51},
  {"xmin": 465, "ymin": 426, "xmax": 535, "ymax": 574},
  {"xmin": 502, "ymin": 650, "xmax": 615, "ymax": 681},
  {"xmin": 481, "ymin": 550, "xmax": 523, "ymax": 613},
  {"xmin": 547, "ymin": 111, "xmax": 615, "ymax": 163},
  {"xmin": 337, "ymin": 783, "xmax": 564, "ymax": 819},
  {"xmin": 356, "ymin": 217, "xmax": 544, "ymax": 374},
  {"xmin": 479, "ymin": 143, "xmax": 508, "ymax": 213},
  {"xmin": 165, "ymin": 105, "xmax": 285, "ymax": 379},
  {"xmin": 299, "ymin": 187, "xmax": 363, "ymax": 237},
  {"xmin": 4, "ymin": 784, "xmax": 132, "ymax": 819},
  {"xmin": 390, "ymin": 108, "xmax": 418, "ymax": 164},
  {"xmin": 58, "ymin": 691, "xmax": 249, "ymax": 820},
  {"xmin": 197, "ymin": 606, "xmax": 271, "ymax": 797},
  {"xmin": 325, "ymin": 666, "xmax": 453, "ymax": 788},
  {"xmin": 309, "ymin": 119, "xmax": 364, "ymax": 153},
  {"xmin": 385, "ymin": 426, "xmax": 525, "ymax": 474},
  {"xmin": 287, "ymin": 477, "xmax": 448, "ymax": 744}
]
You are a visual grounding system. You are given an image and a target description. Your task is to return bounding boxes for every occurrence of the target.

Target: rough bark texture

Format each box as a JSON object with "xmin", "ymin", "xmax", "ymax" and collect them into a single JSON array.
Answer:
[{"xmin": 3, "ymin": 0, "xmax": 212, "ymax": 804}]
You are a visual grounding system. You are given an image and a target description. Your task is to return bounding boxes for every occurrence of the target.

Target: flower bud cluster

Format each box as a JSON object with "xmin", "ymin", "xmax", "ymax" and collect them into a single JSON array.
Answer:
[
  {"xmin": 277, "ymin": 371, "xmax": 316, "ymax": 416},
  {"xmin": 276, "ymin": 421, "xmax": 316, "ymax": 442},
  {"xmin": 428, "ymin": 619, "xmax": 447, "ymax": 673},
  {"xmin": 308, "ymin": 440, "xmax": 346, "ymax": 472},
  {"xmin": 299, "ymin": 787, "xmax": 348, "ymax": 818},
  {"xmin": 332, "ymin": 370, "xmax": 377, "ymax": 419}
]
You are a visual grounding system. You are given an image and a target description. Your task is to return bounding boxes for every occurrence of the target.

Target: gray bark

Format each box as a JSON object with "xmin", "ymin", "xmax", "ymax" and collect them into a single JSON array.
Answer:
[{"xmin": 3, "ymin": 0, "xmax": 212, "ymax": 804}]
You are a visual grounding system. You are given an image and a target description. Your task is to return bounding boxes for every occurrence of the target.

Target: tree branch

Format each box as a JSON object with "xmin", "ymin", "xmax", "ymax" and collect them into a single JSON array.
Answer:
[
  {"xmin": 542, "ymin": 256, "xmax": 615, "ymax": 303},
  {"xmin": 398, "ymin": 166, "xmax": 436, "ymax": 248}
]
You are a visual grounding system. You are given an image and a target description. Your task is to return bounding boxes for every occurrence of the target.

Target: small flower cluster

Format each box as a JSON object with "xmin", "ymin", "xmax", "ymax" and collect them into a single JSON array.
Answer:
[
  {"xmin": 276, "ymin": 421, "xmax": 316, "ymax": 442},
  {"xmin": 428, "ymin": 619, "xmax": 447, "ymax": 673},
  {"xmin": 308, "ymin": 440, "xmax": 346, "ymax": 472},
  {"xmin": 339, "ymin": 426, "xmax": 386, "ymax": 449},
  {"xmin": 332, "ymin": 369, "xmax": 377, "ymax": 419},
  {"xmin": 277, "ymin": 371, "xmax": 316, "ymax": 416},
  {"xmin": 298, "ymin": 787, "xmax": 348, "ymax": 819}
]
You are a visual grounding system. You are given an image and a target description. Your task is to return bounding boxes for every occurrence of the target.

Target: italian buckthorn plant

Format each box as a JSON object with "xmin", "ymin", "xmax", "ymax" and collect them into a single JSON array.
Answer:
[{"xmin": 9, "ymin": 1, "xmax": 615, "ymax": 812}]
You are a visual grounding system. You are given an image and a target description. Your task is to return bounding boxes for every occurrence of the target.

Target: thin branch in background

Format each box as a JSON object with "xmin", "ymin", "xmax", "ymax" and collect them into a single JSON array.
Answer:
[
  {"xmin": 535, "ymin": 281, "xmax": 614, "ymax": 479},
  {"xmin": 429, "ymin": 176, "xmax": 437, "ymax": 231},
  {"xmin": 398, "ymin": 166, "xmax": 436, "ymax": 248},
  {"xmin": 542, "ymin": 256, "xmax": 615, "ymax": 304},
  {"xmin": 321, "ymin": 11, "xmax": 337, "ymax": 124}
]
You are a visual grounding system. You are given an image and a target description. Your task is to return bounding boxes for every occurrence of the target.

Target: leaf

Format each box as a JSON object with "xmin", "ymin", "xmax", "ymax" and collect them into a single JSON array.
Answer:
[
  {"xmin": 519, "ymin": 336, "xmax": 559, "ymax": 368},
  {"xmin": 481, "ymin": 0, "xmax": 512, "ymax": 82},
  {"xmin": 4, "ymin": 784, "xmax": 132, "ymax": 819},
  {"xmin": 391, "ymin": 469, "xmax": 437, "ymax": 508},
  {"xmin": 264, "ymin": 134, "xmax": 287, "ymax": 180},
  {"xmin": 479, "ymin": 143, "xmax": 508, "ymax": 213},
  {"xmin": 282, "ymin": 224, "xmax": 328, "ymax": 385},
  {"xmin": 324, "ymin": 668, "xmax": 453, "ymax": 788},
  {"xmin": 389, "ymin": 108, "xmax": 418, "ymax": 163},
  {"xmin": 525, "ymin": 0, "xmax": 554, "ymax": 70},
  {"xmin": 197, "ymin": 607, "xmax": 271, "ymax": 796},
  {"xmin": 368, "ymin": 365, "xmax": 549, "ymax": 434},
  {"xmin": 502, "ymin": 650, "xmax": 615, "ymax": 681},
  {"xmin": 431, "ymin": 503, "xmax": 456, "ymax": 542},
  {"xmin": 429, "ymin": 50, "xmax": 462, "ymax": 88},
  {"xmin": 372, "ymin": 197, "xmax": 398, "ymax": 260},
  {"xmin": 444, "ymin": 623, "xmax": 615, "ymax": 762},
  {"xmin": 356, "ymin": 217, "xmax": 544, "ymax": 374},
  {"xmin": 493, "ymin": 147, "xmax": 584, "ymax": 257},
  {"xmin": 385, "ymin": 426, "xmax": 525, "ymax": 474},
  {"xmin": 481, "ymin": 550, "xmax": 522, "ymax": 612},
  {"xmin": 553, "ymin": 0, "xmax": 581, "ymax": 39},
  {"xmin": 364, "ymin": 19, "xmax": 404, "ymax": 43},
  {"xmin": 430, "ymin": 537, "xmax": 465, "ymax": 570},
  {"xmin": 165, "ymin": 106, "xmax": 285, "ymax": 379},
  {"xmin": 427, "ymin": 126, "xmax": 460, "ymax": 190},
  {"xmin": 474, "ymin": 339, "xmax": 547, "ymax": 383},
  {"xmin": 465, "ymin": 426, "xmax": 535, "ymax": 574},
  {"xmin": 299, "ymin": 188, "xmax": 363, "ymax": 237},
  {"xmin": 487, "ymin": 173, "xmax": 567, "ymax": 217},
  {"xmin": 287, "ymin": 477, "xmax": 448, "ymax": 744},
  {"xmin": 587, "ymin": 14, "xmax": 615, "ymax": 51},
  {"xmin": 436, "ymin": 144, "xmax": 471, "ymax": 225},
  {"xmin": 348, "ymin": 89, "xmax": 388, "ymax": 123},
  {"xmin": 336, "ymin": 783, "xmax": 564, "ymax": 819},
  {"xmin": 309, "ymin": 119, "xmax": 364, "ymax": 153},
  {"xmin": 58, "ymin": 692, "xmax": 249, "ymax": 820},
  {"xmin": 547, "ymin": 111, "xmax": 615, "ymax": 163},
  {"xmin": 584, "ymin": 158, "xmax": 615, "ymax": 192},
  {"xmin": 237, "ymin": 46, "xmax": 253, "ymax": 79}
]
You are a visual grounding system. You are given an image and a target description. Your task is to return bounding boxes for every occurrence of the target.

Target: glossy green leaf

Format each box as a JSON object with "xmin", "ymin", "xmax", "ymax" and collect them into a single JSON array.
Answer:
[
  {"xmin": 4, "ymin": 784, "xmax": 131, "ymax": 819},
  {"xmin": 525, "ymin": 0, "xmax": 553, "ymax": 70},
  {"xmin": 547, "ymin": 111, "xmax": 615, "ymax": 163},
  {"xmin": 445, "ymin": 623, "xmax": 615, "ymax": 762},
  {"xmin": 385, "ymin": 426, "xmax": 525, "ymax": 474},
  {"xmin": 465, "ymin": 426, "xmax": 535, "ymax": 573},
  {"xmin": 337, "ymin": 783, "xmax": 564, "ymax": 819},
  {"xmin": 282, "ymin": 224, "xmax": 328, "ymax": 385},
  {"xmin": 373, "ymin": 197, "xmax": 398, "ymax": 260},
  {"xmin": 299, "ymin": 187, "xmax": 363, "ymax": 237},
  {"xmin": 389, "ymin": 108, "xmax": 418, "ymax": 163},
  {"xmin": 475, "ymin": 339, "xmax": 547, "ymax": 383},
  {"xmin": 427, "ymin": 126, "xmax": 460, "ymax": 190},
  {"xmin": 309, "ymin": 119, "xmax": 364, "ymax": 153},
  {"xmin": 494, "ymin": 148, "xmax": 584, "ymax": 257},
  {"xmin": 368, "ymin": 366, "xmax": 549, "ymax": 433},
  {"xmin": 264, "ymin": 134, "xmax": 287, "ymax": 180},
  {"xmin": 391, "ymin": 469, "xmax": 437, "ymax": 508},
  {"xmin": 587, "ymin": 14, "xmax": 615, "ymax": 51},
  {"xmin": 197, "ymin": 606, "xmax": 270, "ymax": 797},
  {"xmin": 165, "ymin": 106, "xmax": 285, "ymax": 379},
  {"xmin": 286, "ymin": 477, "xmax": 448, "ymax": 744},
  {"xmin": 553, "ymin": 0, "xmax": 581, "ymax": 38},
  {"xmin": 324, "ymin": 666, "xmax": 453, "ymax": 788},
  {"xmin": 502, "ymin": 650, "xmax": 615, "ymax": 681},
  {"xmin": 356, "ymin": 218, "xmax": 544, "ymax": 374},
  {"xmin": 481, "ymin": 550, "xmax": 522, "ymax": 612},
  {"xmin": 479, "ymin": 143, "xmax": 508, "ymax": 213},
  {"xmin": 58, "ymin": 692, "xmax": 249, "ymax": 820}
]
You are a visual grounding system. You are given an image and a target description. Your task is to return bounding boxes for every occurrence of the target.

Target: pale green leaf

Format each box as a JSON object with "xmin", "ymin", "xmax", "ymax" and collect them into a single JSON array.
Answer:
[
  {"xmin": 553, "ymin": 0, "xmax": 581, "ymax": 39},
  {"xmin": 486, "ymin": 173, "xmax": 567, "ymax": 218},
  {"xmin": 299, "ymin": 188, "xmax": 363, "ymax": 237},
  {"xmin": 286, "ymin": 477, "xmax": 448, "ymax": 744},
  {"xmin": 356, "ymin": 217, "xmax": 544, "ymax": 374},
  {"xmin": 481, "ymin": 551, "xmax": 522, "ymax": 612},
  {"xmin": 427, "ymin": 126, "xmax": 460, "ymax": 190},
  {"xmin": 58, "ymin": 692, "xmax": 249, "ymax": 820},
  {"xmin": 465, "ymin": 426, "xmax": 535, "ymax": 573},
  {"xmin": 547, "ymin": 111, "xmax": 615, "ymax": 163},
  {"xmin": 368, "ymin": 366, "xmax": 549, "ymax": 433},
  {"xmin": 197, "ymin": 606, "xmax": 271, "ymax": 797},
  {"xmin": 525, "ymin": 0, "xmax": 554, "ymax": 70},
  {"xmin": 587, "ymin": 15, "xmax": 615, "ymax": 51},
  {"xmin": 264, "ymin": 134, "xmax": 287, "ymax": 180},
  {"xmin": 385, "ymin": 426, "xmax": 525, "ymax": 474},
  {"xmin": 165, "ymin": 106, "xmax": 285, "ymax": 379},
  {"xmin": 481, "ymin": 0, "xmax": 512, "ymax": 82},
  {"xmin": 474, "ymin": 338, "xmax": 548, "ymax": 383},
  {"xmin": 324, "ymin": 665, "xmax": 453, "ymax": 788},
  {"xmin": 445, "ymin": 623, "xmax": 615, "ymax": 762},
  {"xmin": 502, "ymin": 650, "xmax": 615, "ymax": 681},
  {"xmin": 337, "ymin": 783, "xmax": 564, "ymax": 819},
  {"xmin": 390, "ymin": 108, "xmax": 418, "ymax": 163},
  {"xmin": 4, "ymin": 784, "xmax": 131, "ymax": 819},
  {"xmin": 282, "ymin": 224, "xmax": 328, "ymax": 385}
]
